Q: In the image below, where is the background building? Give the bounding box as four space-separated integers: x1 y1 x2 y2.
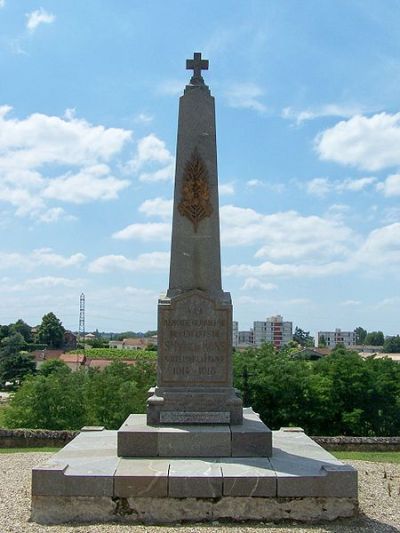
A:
232 321 239 347
318 329 356 348
253 315 293 348
238 330 254 348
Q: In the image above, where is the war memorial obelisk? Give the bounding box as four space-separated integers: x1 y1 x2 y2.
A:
31 53 358 525
146 52 243 426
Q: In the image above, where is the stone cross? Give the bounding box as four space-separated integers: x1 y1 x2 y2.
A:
186 52 209 85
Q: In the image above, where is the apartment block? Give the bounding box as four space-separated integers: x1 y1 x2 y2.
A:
317 329 356 348
253 315 293 348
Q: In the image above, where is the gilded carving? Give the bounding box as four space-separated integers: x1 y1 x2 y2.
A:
178 148 213 231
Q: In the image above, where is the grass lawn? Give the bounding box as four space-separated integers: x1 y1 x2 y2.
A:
0 447 61 454
333 451 400 463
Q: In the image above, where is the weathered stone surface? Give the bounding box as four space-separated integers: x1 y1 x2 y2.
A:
271 429 358 498
32 431 118 497
117 412 270 458
118 414 159 457
158 425 230 457
168 459 222 498
220 458 276 496
31 429 358 523
32 495 358 524
114 458 169 497
231 408 272 457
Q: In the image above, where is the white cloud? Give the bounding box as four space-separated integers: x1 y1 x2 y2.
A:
246 179 285 193
0 1 5 8
0 107 130 167
138 197 172 219
306 178 331 197
26 8 55 31
38 207 75 223
338 177 376 191
246 179 263 188
241 278 278 291
124 286 154 296
219 182 235 196
88 252 169 273
221 206 354 258
0 249 85 270
134 113 154 124
306 176 376 197
225 260 352 279
341 300 361 306
356 223 400 266
157 79 185 96
139 162 174 182
43 164 130 203
282 104 363 125
377 174 400 197
126 133 174 182
224 83 266 113
25 277 82 289
316 112 400 171
112 222 171 241
220 205 359 281
0 106 132 218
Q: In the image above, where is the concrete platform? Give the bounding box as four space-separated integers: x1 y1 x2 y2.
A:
118 408 272 458
31 427 358 524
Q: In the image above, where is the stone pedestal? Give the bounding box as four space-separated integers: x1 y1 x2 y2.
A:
147 290 243 425
118 409 272 458
31 427 358 524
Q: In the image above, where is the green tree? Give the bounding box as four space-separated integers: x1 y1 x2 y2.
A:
383 335 400 353
37 312 65 348
293 327 314 347
11 319 32 343
0 352 36 386
0 325 11 342
4 371 87 430
4 359 157 430
354 326 367 345
365 331 385 346
39 359 71 377
0 332 25 358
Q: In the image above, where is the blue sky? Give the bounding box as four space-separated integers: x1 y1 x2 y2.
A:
1 1 400 336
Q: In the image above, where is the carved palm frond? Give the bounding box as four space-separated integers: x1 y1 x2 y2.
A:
178 148 213 232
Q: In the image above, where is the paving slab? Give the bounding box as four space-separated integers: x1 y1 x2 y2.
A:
168 459 222 497
32 430 118 497
220 457 276 496
271 429 358 498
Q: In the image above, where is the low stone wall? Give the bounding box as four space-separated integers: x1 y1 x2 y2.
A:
0 428 78 448
313 436 400 452
0 428 400 451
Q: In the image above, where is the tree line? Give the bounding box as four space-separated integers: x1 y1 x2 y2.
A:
2 343 400 436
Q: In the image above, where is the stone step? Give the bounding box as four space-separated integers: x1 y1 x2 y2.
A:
117 409 272 458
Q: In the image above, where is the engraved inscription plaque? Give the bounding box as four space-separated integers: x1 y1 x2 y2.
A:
158 291 232 387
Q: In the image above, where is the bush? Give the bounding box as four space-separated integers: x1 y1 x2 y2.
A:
4 360 156 430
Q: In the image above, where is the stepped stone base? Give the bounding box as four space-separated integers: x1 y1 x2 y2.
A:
31 426 358 524
118 408 272 457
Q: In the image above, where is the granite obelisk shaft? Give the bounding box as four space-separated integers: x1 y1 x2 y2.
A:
168 81 222 297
